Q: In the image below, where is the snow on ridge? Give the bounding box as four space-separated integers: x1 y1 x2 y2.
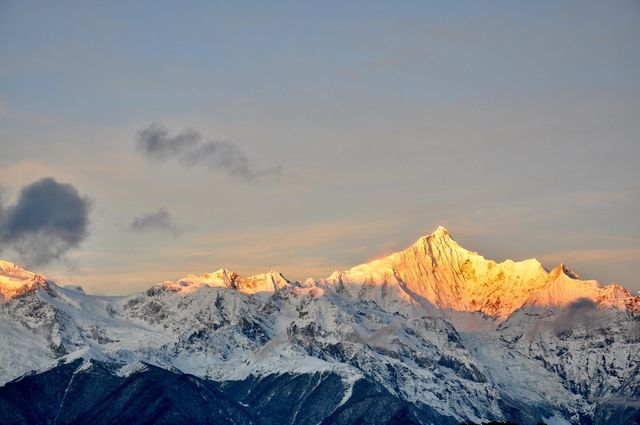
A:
2 225 638 316
321 226 638 318
0 260 49 302
155 268 292 295
0 226 639 423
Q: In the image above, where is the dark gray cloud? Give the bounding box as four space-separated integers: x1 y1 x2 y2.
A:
0 178 91 267
130 208 181 236
137 123 282 182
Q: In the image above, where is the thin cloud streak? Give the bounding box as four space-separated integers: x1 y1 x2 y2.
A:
130 208 182 236
137 123 282 182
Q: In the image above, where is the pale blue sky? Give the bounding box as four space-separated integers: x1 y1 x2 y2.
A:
1 1 639 294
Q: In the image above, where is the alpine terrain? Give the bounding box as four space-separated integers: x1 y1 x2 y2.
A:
0 227 638 425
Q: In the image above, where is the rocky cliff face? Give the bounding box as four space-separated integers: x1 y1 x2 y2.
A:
0 227 638 424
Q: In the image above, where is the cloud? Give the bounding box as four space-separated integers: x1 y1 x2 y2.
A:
130 208 181 236
0 178 91 266
136 123 282 182
554 298 599 329
524 298 600 339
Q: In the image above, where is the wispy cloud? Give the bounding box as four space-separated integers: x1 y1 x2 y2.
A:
130 208 182 236
0 178 91 266
136 123 282 182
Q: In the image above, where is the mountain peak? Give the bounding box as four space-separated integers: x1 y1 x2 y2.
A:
411 226 456 250
158 268 290 295
409 226 471 261
550 263 581 280
0 260 48 301
432 225 450 237
326 226 637 319
426 225 454 244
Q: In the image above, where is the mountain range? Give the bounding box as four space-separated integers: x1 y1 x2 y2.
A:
0 226 638 425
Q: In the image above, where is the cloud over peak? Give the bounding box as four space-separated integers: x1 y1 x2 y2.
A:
137 123 282 182
0 178 91 266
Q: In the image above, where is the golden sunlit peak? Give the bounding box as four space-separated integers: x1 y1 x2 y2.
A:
427 226 455 243
432 225 451 236
551 263 580 280
412 226 456 250
0 261 48 301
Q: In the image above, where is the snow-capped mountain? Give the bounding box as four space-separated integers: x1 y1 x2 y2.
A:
323 227 636 319
0 227 638 425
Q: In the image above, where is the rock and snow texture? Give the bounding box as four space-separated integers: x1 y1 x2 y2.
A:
0 260 48 301
0 226 638 424
323 226 636 319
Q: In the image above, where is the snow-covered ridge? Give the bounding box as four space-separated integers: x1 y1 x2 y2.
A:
140 226 639 317
2 226 636 316
0 259 48 302
322 226 637 318
0 226 638 424
155 269 291 295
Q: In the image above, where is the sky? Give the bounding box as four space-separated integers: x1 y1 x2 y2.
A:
1 1 639 295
